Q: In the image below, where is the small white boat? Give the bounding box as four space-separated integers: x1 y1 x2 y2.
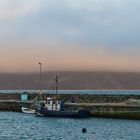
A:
21 107 36 114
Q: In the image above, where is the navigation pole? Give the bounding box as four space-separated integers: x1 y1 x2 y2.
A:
39 62 42 94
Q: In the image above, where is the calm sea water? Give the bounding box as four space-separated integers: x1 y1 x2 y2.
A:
0 112 140 140
0 90 140 94
0 90 140 139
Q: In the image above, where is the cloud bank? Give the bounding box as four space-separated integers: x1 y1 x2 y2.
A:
0 0 140 72
0 0 43 21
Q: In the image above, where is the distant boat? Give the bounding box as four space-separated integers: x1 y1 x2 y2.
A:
21 107 36 114
36 97 90 118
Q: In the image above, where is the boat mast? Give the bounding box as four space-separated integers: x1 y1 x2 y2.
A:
55 74 58 94
39 62 42 93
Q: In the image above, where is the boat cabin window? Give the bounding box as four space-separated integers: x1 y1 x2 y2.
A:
47 100 50 104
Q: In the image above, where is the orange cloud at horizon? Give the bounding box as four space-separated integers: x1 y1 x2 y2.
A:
0 40 139 73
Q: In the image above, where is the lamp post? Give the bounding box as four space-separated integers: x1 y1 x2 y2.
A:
39 62 42 93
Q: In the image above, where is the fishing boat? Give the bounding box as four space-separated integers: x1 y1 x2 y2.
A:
37 97 90 118
35 62 90 118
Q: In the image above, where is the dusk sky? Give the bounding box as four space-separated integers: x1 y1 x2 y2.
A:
0 0 140 72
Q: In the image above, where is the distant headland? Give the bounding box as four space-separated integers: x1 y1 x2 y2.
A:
0 71 140 90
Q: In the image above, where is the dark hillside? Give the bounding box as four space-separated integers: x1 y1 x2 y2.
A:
0 71 140 90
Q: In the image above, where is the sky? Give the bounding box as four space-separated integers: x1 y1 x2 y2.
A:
0 0 140 72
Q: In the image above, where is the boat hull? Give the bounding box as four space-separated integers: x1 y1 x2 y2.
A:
21 107 36 114
38 109 90 118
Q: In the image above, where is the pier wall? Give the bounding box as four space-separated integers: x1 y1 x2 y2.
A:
1 93 140 103
0 93 140 119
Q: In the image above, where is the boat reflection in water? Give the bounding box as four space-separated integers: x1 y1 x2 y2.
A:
37 97 90 118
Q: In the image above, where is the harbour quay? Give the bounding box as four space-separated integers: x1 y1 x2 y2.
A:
0 93 140 119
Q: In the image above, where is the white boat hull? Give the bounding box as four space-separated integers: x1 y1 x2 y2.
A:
21 107 36 114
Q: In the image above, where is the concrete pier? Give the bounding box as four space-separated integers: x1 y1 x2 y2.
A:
0 93 140 119
0 100 33 112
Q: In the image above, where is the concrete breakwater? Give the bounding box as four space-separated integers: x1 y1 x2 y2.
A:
0 93 140 119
